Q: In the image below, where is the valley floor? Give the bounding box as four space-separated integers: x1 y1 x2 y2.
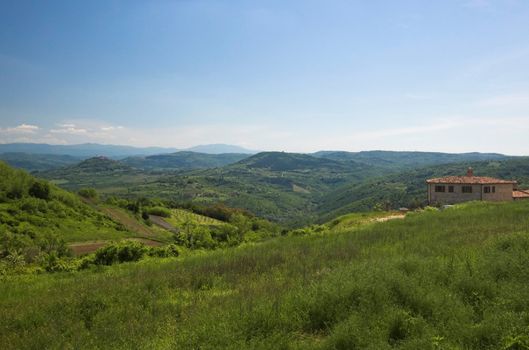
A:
2 201 529 349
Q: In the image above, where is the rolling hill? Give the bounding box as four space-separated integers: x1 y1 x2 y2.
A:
121 151 250 170
37 151 382 225
313 150 509 170
34 151 529 226
35 156 149 192
0 152 82 171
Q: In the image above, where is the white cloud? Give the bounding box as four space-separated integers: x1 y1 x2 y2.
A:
100 126 124 131
50 123 88 134
4 123 40 134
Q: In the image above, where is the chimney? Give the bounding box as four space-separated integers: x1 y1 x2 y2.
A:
467 167 473 177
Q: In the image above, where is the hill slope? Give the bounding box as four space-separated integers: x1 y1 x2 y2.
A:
0 152 82 171
0 161 135 256
37 152 381 225
3 201 529 348
313 150 508 170
122 151 250 170
36 156 146 191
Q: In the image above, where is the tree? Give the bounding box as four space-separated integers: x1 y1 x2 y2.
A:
28 180 50 200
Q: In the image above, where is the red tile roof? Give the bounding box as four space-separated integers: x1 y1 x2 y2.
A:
513 190 529 199
426 176 517 184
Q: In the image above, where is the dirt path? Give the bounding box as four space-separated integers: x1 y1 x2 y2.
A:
373 214 406 223
100 206 155 236
149 215 179 233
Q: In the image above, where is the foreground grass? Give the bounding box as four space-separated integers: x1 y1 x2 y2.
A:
2 201 529 349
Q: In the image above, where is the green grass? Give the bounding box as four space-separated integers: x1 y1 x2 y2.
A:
2 201 529 349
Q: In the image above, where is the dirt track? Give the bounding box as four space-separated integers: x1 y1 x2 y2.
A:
100 206 155 236
373 214 406 222
149 215 179 233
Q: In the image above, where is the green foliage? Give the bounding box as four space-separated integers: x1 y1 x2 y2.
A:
0 152 81 172
92 241 147 266
28 180 51 200
78 187 98 200
122 151 249 170
39 150 529 226
146 244 180 258
144 206 171 218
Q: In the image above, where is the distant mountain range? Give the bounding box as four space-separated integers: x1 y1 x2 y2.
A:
186 144 258 154
0 142 258 158
312 150 508 170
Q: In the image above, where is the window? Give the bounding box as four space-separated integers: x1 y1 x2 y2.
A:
484 186 490 193
462 186 473 193
435 185 445 193
492 186 496 193
448 186 454 193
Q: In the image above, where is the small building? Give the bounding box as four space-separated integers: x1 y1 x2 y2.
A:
426 167 518 205
513 189 529 201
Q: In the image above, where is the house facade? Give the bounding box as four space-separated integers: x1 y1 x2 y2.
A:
426 168 518 205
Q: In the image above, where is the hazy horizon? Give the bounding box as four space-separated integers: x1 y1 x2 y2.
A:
2 1 529 154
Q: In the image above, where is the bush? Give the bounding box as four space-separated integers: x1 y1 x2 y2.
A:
147 244 180 258
92 241 147 266
144 206 171 218
28 181 50 200
78 188 98 200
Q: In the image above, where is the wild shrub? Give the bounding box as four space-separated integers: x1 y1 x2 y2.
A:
92 241 147 266
147 244 180 258
78 188 98 200
28 180 50 200
175 226 217 249
144 206 171 218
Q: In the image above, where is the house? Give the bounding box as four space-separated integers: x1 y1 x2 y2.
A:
426 167 520 205
513 189 529 201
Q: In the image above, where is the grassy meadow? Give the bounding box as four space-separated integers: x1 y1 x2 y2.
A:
2 201 529 349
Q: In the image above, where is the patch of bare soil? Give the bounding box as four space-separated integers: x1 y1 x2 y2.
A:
69 241 108 256
101 206 155 236
68 238 164 256
149 215 179 233
373 214 406 222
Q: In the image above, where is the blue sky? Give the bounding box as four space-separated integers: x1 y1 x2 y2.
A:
1 0 529 153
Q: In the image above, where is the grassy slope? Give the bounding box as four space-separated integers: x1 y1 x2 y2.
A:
2 201 529 349
0 161 135 243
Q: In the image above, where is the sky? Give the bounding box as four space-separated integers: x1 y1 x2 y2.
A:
1 0 529 154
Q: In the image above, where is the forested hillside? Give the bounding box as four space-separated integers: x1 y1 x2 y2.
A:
121 151 250 170
35 152 529 226
0 152 82 171
313 150 508 170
